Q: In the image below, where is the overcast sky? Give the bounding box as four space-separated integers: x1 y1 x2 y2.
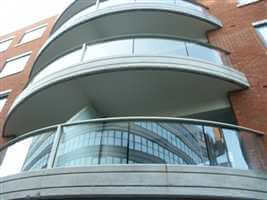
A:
0 0 74 36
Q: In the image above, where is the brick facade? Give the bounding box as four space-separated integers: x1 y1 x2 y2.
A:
0 2 266 167
0 16 57 145
199 0 267 168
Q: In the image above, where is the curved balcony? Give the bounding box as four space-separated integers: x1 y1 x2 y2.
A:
0 117 266 200
31 0 222 79
51 0 221 35
3 36 249 136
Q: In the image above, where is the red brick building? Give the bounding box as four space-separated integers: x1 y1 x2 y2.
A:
0 16 57 145
0 1 266 199
199 0 267 168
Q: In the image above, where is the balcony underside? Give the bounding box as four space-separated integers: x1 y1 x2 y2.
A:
1 165 267 200
31 3 222 79
4 56 248 137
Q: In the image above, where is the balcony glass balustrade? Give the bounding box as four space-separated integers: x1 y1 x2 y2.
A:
0 117 265 178
31 36 231 84
58 0 210 32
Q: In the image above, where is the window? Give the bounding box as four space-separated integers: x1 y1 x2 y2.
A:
0 38 13 52
19 26 47 44
255 23 267 47
0 53 31 78
0 90 10 112
237 0 261 7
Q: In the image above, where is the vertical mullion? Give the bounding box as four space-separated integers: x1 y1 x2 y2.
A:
184 42 190 57
202 125 213 166
47 125 62 169
98 122 105 164
80 43 87 62
126 122 130 164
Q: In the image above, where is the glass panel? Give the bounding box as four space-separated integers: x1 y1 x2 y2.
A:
204 126 231 167
1 119 264 178
32 48 82 83
0 96 8 112
0 38 12 52
62 1 97 30
20 26 46 44
0 54 31 78
135 38 187 57
99 0 134 9
54 123 103 167
0 130 55 177
258 25 267 37
222 129 248 170
129 121 206 165
238 131 265 170
176 0 202 11
100 122 128 164
135 0 175 4
84 39 132 61
186 42 223 65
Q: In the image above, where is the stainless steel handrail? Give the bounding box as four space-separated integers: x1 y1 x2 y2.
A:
0 116 264 152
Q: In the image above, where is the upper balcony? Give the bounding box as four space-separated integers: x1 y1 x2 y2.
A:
31 0 222 80
51 0 222 35
2 36 249 137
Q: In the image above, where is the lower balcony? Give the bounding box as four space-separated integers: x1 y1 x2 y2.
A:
0 117 266 200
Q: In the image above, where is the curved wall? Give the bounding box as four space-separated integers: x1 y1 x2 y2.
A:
1 165 267 200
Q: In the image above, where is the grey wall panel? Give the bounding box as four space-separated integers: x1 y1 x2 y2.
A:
1 165 267 200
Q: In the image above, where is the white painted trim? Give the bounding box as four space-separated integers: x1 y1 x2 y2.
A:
5 52 32 63
237 0 262 7
252 19 267 27
0 89 12 97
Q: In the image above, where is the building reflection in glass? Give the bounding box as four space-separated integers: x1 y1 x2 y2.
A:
0 120 251 178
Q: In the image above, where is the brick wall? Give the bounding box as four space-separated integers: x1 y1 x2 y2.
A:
199 0 267 168
0 16 57 146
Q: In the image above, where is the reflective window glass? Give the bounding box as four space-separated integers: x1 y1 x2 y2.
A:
0 54 31 78
186 43 223 65
176 0 202 11
33 48 82 83
0 94 8 112
0 38 13 52
255 24 267 46
135 38 187 57
84 39 132 61
99 0 134 9
222 129 248 169
204 126 231 167
135 0 175 3
20 26 46 44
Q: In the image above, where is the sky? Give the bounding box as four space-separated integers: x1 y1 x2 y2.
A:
0 0 74 36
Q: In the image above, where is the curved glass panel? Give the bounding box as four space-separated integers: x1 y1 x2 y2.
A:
0 119 265 179
60 0 208 32
31 37 229 85
0 129 56 177
134 38 187 57
84 39 132 61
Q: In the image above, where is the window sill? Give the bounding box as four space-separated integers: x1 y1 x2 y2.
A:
237 0 262 7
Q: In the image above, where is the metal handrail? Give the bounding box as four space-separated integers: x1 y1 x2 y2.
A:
0 116 264 152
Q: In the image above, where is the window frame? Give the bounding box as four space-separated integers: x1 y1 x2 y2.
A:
0 37 14 52
18 24 48 45
237 0 262 7
253 20 267 47
0 90 11 112
0 52 32 78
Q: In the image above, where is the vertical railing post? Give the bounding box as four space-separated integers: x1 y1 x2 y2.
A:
96 0 100 9
47 125 62 169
